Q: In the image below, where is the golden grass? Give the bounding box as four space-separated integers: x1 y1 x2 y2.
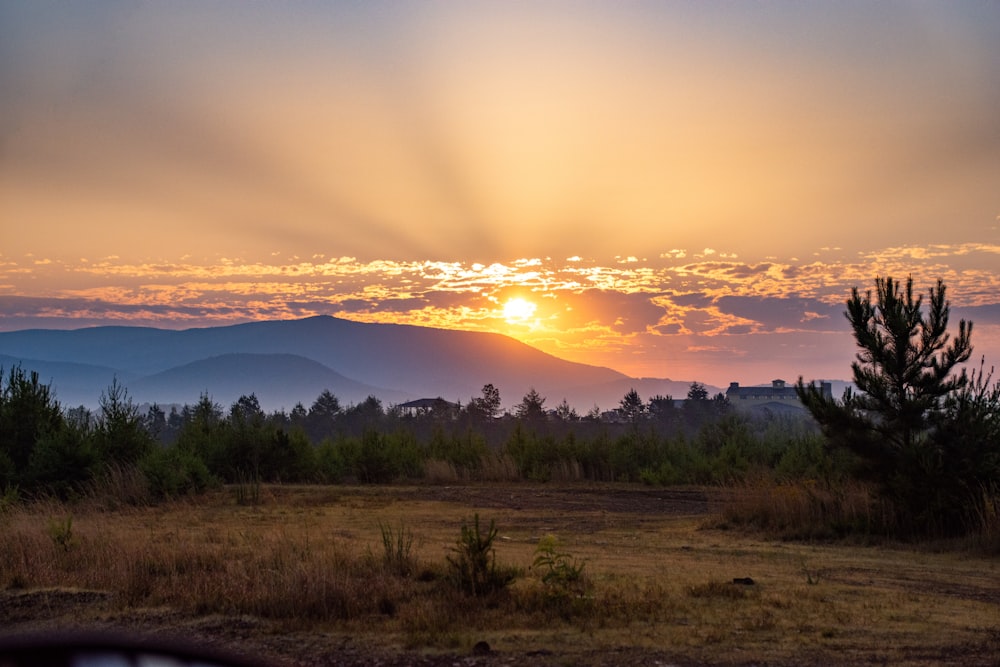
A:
2 484 999 665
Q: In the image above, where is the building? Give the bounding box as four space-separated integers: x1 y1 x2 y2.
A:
397 397 460 417
725 379 831 413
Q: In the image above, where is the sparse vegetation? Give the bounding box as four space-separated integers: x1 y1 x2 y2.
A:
1 485 998 665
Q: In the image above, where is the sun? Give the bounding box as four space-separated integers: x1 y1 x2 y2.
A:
502 297 537 323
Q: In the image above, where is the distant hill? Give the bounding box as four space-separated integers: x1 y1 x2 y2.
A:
0 354 132 408
128 353 409 410
0 316 673 411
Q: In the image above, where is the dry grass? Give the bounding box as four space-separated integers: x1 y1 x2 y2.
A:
715 478 897 540
2 484 999 665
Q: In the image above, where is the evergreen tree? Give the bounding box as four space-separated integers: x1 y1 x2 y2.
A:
797 276 978 534
470 383 502 420
515 388 546 422
0 366 64 478
619 388 645 422
94 377 152 466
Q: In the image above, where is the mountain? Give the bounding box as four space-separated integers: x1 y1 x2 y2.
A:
0 316 656 411
128 353 409 410
0 354 132 408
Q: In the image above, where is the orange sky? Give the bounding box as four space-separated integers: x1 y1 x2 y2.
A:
2 3 999 386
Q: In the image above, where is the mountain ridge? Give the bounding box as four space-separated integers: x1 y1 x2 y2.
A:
1 316 705 411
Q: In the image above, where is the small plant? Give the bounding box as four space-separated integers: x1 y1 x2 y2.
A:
378 520 416 576
234 468 262 505
532 534 588 595
447 513 516 596
47 514 76 552
801 558 820 585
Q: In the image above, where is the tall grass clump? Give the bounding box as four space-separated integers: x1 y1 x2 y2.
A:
376 520 417 577
233 468 262 505
717 478 893 540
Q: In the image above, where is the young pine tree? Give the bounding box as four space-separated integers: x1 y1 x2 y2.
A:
797 276 977 535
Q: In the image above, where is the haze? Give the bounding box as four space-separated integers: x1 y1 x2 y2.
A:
2 2 998 386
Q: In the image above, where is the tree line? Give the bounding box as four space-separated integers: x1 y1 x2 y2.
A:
0 364 824 500
1 276 997 539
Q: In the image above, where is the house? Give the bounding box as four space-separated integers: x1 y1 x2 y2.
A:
397 397 460 417
725 379 832 413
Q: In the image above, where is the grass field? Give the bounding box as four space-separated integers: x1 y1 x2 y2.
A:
1 483 998 666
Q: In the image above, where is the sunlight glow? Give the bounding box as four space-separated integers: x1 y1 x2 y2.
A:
502 297 537 323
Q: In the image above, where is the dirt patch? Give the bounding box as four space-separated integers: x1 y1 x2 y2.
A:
395 484 714 515
818 566 1000 606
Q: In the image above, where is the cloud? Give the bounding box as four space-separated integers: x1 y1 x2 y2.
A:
713 296 844 333
2 247 999 383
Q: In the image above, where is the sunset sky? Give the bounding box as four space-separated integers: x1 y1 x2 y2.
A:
2 2 998 387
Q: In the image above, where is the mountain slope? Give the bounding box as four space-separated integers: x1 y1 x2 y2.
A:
0 354 130 408
128 353 408 410
0 317 634 410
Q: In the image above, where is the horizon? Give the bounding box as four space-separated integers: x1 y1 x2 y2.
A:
2 3 998 388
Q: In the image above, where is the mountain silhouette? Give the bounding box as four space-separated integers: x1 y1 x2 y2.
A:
128 353 406 410
0 316 705 411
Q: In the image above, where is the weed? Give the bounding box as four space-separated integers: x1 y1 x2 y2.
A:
532 534 588 595
47 514 75 552
447 513 516 596
377 520 416 576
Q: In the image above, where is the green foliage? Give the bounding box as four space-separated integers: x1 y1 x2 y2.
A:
315 437 351 483
504 424 566 481
139 446 215 500
532 535 588 595
0 366 64 477
425 427 487 470
447 514 516 597
348 429 423 483
94 377 153 466
26 426 98 498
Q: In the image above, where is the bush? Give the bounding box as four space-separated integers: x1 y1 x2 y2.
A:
447 514 516 597
140 446 215 500
532 534 589 597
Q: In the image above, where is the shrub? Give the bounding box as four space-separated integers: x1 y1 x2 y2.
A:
532 534 589 597
139 446 214 500
447 514 516 597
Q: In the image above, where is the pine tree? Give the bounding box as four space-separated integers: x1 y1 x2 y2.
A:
797 276 978 534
